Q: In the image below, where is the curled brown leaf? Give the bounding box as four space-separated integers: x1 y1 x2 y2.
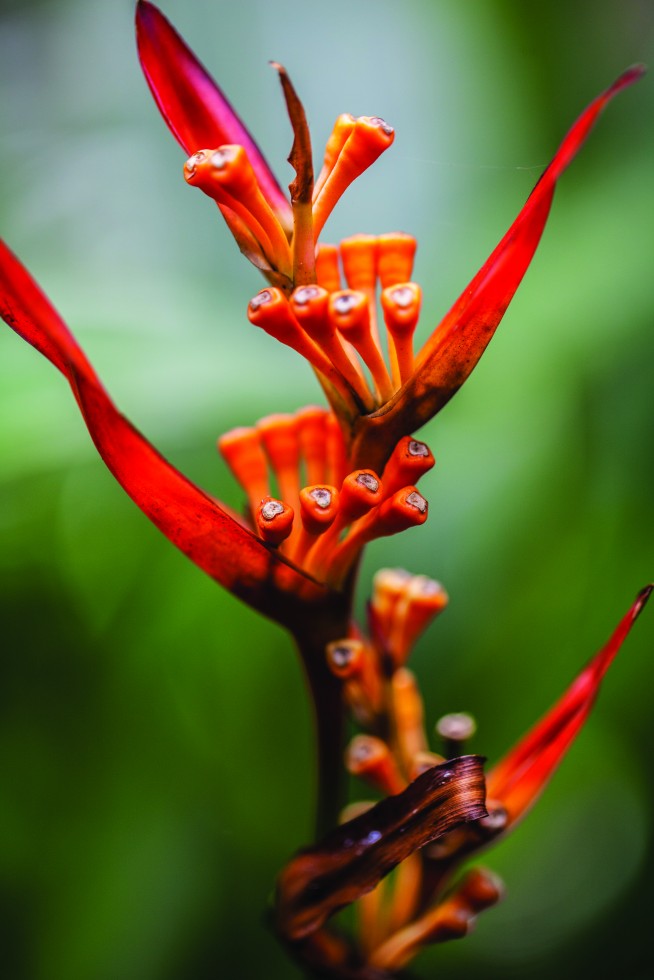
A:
276 755 487 942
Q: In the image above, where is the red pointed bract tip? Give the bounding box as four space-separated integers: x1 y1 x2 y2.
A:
543 64 646 184
397 65 646 435
135 1 292 230
487 585 653 827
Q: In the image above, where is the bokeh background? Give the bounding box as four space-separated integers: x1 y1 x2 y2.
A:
1 1 653 978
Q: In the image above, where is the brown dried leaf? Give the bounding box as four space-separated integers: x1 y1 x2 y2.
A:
276 755 487 941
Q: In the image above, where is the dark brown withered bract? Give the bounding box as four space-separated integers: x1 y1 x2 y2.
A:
276 755 487 942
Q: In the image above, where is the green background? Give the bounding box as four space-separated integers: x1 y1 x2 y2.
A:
1 1 653 977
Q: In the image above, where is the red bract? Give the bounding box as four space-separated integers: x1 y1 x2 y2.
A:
0 241 315 622
134 0 644 471
349 64 646 469
486 584 654 827
314 584 652 974
135 0 292 231
388 66 645 427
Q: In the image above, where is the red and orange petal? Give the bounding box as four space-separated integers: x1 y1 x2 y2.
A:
487 585 652 826
135 0 292 231
0 242 313 611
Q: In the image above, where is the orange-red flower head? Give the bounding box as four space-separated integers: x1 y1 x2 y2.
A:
135 0 644 471
0 5 650 977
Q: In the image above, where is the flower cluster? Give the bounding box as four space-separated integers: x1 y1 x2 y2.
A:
0 3 649 977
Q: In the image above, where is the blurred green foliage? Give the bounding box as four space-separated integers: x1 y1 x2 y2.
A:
1 1 653 978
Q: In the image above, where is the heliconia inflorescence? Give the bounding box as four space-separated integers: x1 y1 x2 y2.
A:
0 2 649 977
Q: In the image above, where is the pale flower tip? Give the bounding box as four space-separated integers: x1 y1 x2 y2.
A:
436 712 477 744
325 639 364 678
361 115 395 140
257 496 294 546
477 805 509 835
299 485 339 534
183 149 207 180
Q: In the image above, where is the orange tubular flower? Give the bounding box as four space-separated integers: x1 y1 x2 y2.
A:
0 3 650 978
136 0 644 471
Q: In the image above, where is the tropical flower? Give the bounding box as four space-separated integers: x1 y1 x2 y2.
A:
1 3 642 617
135 0 645 472
273 575 651 976
0 2 649 977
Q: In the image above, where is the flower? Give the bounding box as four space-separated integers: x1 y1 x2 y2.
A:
275 581 651 975
0 3 649 977
2 4 642 613
135 0 644 473
1 2 642 617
